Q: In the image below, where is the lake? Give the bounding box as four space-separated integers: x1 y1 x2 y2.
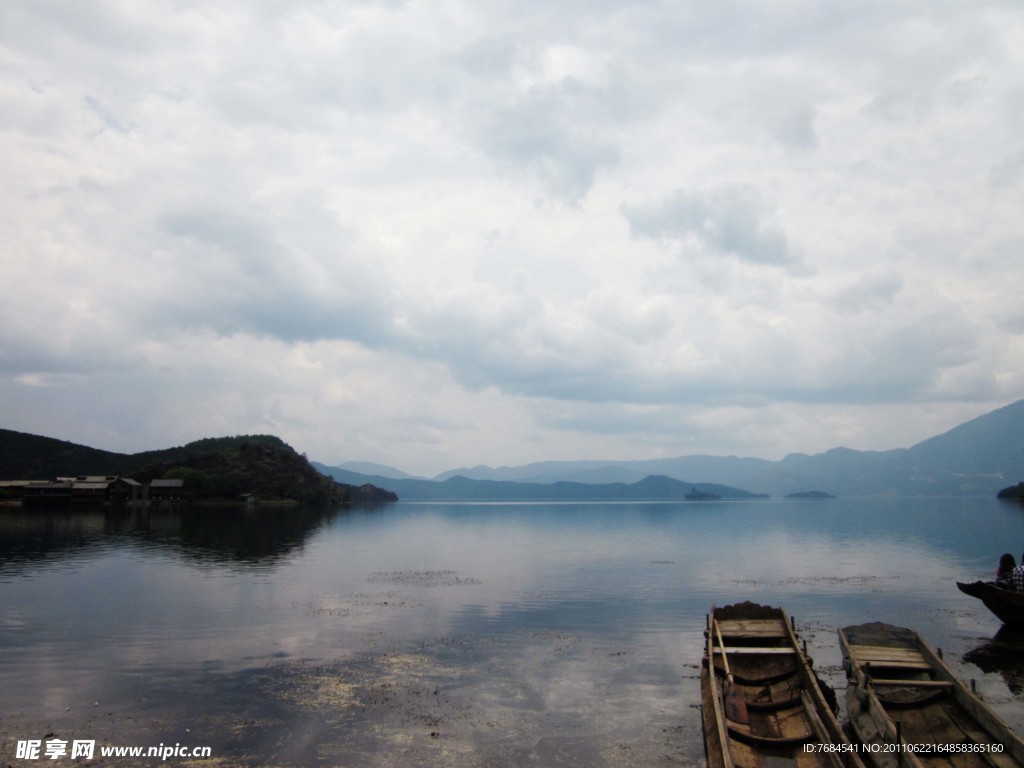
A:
2 497 1024 766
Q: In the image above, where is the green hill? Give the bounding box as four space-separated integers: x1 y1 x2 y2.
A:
0 429 130 478
0 429 396 505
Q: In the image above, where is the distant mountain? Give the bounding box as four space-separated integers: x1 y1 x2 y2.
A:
326 399 1024 498
433 456 776 487
763 399 1024 496
9 398 1023 502
433 461 654 484
0 430 396 505
336 461 425 480
313 462 764 501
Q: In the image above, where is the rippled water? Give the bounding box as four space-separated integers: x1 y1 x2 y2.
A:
2 497 1023 765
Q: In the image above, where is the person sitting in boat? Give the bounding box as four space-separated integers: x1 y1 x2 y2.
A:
996 553 1017 590
1011 553 1024 592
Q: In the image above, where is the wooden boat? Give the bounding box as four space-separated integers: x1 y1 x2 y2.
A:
958 580 1024 628
701 602 864 768
839 621 1024 768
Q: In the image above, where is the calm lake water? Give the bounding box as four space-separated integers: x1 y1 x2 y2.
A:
2 497 1024 766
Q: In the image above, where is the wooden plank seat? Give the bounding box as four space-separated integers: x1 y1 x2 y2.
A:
848 644 931 670
866 678 953 689
712 646 798 655
715 619 790 640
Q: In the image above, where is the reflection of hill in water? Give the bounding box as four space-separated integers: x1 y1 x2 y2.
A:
964 626 1024 697
0 505 344 574
0 508 113 574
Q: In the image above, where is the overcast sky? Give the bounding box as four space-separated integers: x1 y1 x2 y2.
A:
2 1 1023 476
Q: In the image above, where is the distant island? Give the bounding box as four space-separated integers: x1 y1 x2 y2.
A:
785 491 836 499
997 482 1024 500
0 431 397 506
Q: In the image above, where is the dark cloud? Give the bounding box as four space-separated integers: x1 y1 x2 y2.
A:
153 203 397 346
623 185 795 267
832 273 904 314
476 81 620 203
0 1 160 54
990 149 1024 189
775 105 818 152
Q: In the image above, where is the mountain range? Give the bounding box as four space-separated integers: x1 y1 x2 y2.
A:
3 399 1023 501
316 399 1024 499
309 468 765 502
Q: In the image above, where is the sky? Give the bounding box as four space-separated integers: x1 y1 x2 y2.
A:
2 1 1023 477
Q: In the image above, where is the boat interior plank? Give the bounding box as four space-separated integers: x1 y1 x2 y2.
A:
866 678 952 689
717 619 790 639
848 645 932 670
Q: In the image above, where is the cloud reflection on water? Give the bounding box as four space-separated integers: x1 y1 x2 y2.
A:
3 498 1024 764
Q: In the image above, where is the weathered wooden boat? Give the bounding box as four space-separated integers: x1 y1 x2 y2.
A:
958 580 1024 628
701 602 864 768
839 621 1024 768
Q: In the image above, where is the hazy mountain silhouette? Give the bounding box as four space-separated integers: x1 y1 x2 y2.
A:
6 399 1023 501
320 399 1024 498
311 465 763 501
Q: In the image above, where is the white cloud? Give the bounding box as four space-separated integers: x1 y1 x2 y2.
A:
2 0 1023 475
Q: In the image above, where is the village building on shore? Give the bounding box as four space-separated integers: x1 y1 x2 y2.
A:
0 476 184 505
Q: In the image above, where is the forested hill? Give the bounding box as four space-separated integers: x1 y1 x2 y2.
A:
0 428 131 478
0 430 396 505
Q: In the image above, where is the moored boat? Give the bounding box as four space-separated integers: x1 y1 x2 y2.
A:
701 602 864 768
839 621 1024 768
958 580 1024 628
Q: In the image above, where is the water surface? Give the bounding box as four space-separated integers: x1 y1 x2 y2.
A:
2 497 1023 765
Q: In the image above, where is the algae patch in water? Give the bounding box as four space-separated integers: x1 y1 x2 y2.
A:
265 669 360 712
366 570 483 587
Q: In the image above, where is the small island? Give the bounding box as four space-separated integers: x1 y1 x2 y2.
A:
785 491 836 499
997 482 1024 500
